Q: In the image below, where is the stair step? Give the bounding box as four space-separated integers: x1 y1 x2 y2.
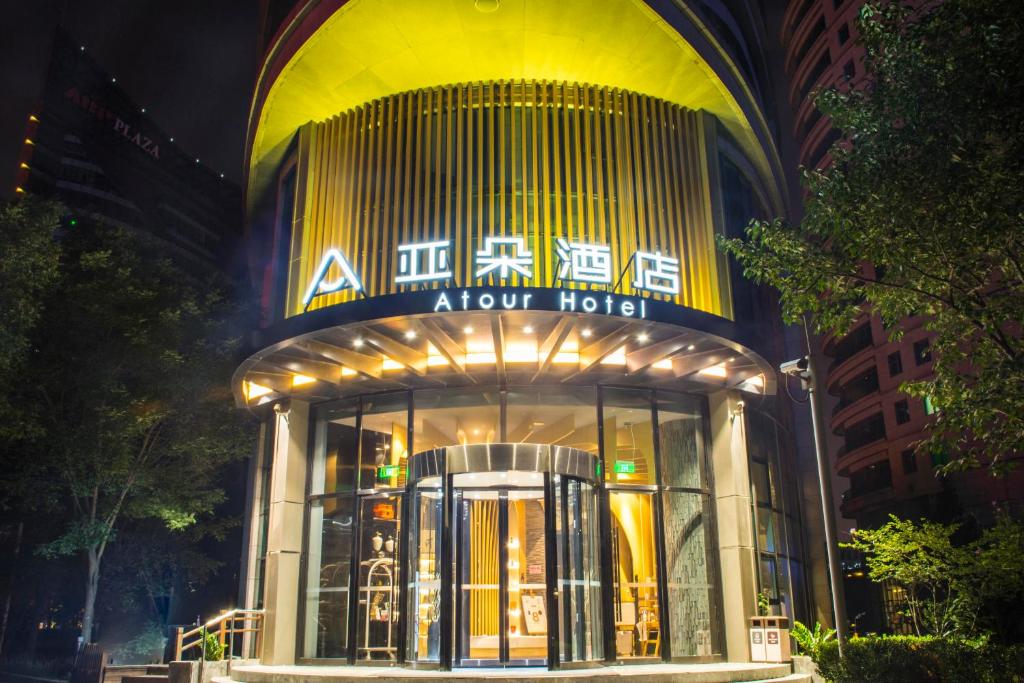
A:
751 675 813 683
121 676 169 683
145 667 170 676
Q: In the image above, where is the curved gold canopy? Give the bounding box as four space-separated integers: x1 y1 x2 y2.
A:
248 0 783 214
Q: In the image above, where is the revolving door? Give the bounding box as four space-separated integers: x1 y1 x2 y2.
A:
405 444 603 668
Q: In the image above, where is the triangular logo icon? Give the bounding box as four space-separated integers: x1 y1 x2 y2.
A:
303 248 363 307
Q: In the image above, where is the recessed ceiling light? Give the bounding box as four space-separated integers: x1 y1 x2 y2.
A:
523 325 534 334
637 333 649 343
581 328 593 338
353 338 364 348
463 326 474 334
404 330 417 340
687 344 696 351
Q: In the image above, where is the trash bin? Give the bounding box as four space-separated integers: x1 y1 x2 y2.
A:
748 617 767 662
749 616 790 663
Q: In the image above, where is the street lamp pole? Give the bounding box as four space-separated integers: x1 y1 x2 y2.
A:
781 353 850 654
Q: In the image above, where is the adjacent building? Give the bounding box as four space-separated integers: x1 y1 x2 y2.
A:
13 29 242 277
781 0 1024 632
233 0 832 671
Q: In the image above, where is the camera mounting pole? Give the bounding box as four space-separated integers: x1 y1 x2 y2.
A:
781 354 850 654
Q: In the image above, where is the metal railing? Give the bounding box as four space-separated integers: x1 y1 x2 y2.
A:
174 609 264 664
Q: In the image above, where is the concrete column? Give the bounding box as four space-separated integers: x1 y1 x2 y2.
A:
260 400 310 665
708 390 757 662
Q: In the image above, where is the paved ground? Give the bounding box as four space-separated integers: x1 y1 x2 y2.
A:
219 662 799 683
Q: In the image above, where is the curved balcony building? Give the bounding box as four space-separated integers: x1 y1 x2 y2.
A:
234 0 825 672
783 0 1024 538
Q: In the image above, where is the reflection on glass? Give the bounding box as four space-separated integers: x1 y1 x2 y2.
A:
407 479 443 662
507 489 547 663
657 394 706 489
356 494 402 661
303 496 354 658
603 388 656 485
311 400 358 496
457 491 501 663
361 393 409 489
609 491 660 658
414 389 500 452
556 477 603 662
506 387 598 451
662 491 719 656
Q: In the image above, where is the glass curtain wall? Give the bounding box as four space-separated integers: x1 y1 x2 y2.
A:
303 400 358 658
745 408 809 623
301 385 723 664
603 388 662 659
656 394 721 657
354 394 408 661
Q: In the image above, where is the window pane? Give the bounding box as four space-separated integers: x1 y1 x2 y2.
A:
356 494 402 661
557 478 603 662
656 393 707 489
751 462 771 506
413 388 500 452
311 400 358 495
609 491 660 658
303 496 354 658
757 508 777 553
602 388 655 485
506 386 598 450
759 554 778 612
663 491 720 656
407 480 443 662
361 392 410 488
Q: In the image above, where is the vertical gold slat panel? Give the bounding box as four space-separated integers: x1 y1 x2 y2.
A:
667 105 690 306
288 80 730 319
454 86 465 286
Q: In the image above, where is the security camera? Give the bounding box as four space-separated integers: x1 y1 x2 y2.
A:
779 357 809 377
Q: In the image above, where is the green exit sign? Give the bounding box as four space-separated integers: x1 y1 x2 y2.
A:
377 465 400 479
614 461 635 474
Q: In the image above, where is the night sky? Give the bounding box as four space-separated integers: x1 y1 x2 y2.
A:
0 0 258 191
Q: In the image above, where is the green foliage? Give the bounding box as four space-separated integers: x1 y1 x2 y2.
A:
814 635 1024 683
757 589 771 616
111 621 167 664
717 0 1024 475
0 197 63 476
200 628 224 662
843 515 1024 638
0 219 254 642
792 620 835 659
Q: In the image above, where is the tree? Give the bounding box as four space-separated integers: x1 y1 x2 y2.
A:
18 222 252 646
718 0 1024 474
0 197 63 442
844 514 1024 638
0 196 63 653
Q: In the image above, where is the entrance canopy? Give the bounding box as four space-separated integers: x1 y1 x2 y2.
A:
234 308 774 407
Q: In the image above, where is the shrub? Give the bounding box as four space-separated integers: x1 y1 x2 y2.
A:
814 635 1024 683
792 620 836 660
200 628 224 661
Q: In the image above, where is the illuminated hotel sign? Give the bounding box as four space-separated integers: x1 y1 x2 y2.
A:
303 237 681 317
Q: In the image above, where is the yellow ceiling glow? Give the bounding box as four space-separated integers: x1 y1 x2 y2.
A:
248 0 782 214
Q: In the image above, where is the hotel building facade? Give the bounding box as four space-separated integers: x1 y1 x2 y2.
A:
234 0 828 669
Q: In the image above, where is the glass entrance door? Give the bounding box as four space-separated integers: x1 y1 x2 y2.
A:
454 475 549 666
